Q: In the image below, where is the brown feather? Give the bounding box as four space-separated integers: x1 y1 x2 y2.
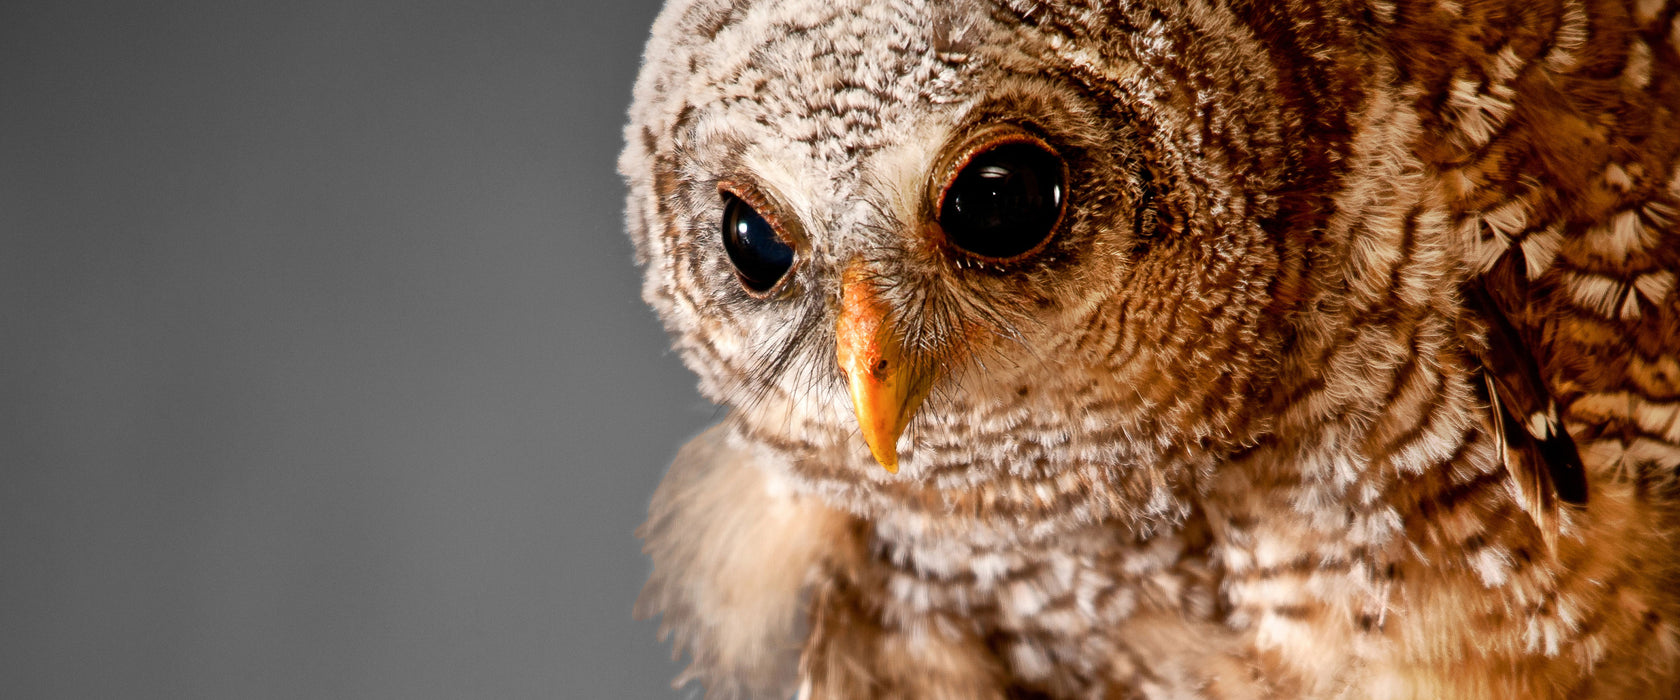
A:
1460 277 1588 555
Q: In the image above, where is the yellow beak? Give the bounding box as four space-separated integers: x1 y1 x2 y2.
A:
835 262 934 474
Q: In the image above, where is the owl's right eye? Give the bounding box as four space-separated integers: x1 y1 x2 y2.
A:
721 193 795 294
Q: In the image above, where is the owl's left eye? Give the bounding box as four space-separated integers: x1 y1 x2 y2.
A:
720 193 795 294
936 138 1066 261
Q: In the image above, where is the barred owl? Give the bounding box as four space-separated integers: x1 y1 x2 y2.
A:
620 0 1680 697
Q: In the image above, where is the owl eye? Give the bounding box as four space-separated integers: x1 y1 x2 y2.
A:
720 193 795 294
937 141 1066 260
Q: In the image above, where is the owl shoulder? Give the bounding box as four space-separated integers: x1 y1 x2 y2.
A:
636 422 855 699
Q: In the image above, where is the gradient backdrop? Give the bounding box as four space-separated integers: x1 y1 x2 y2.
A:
0 2 719 698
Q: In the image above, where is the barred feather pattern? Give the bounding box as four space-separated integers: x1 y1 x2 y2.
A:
623 0 1680 697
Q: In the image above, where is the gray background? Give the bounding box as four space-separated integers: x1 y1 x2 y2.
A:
0 2 718 698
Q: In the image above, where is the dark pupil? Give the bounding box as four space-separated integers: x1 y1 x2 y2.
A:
939 143 1065 259
721 194 794 293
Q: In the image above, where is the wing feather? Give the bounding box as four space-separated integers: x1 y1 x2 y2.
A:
1460 278 1588 556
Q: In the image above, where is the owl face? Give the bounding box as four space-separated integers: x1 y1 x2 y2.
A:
624 0 1304 531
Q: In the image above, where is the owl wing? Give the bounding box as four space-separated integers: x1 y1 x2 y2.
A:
1411 5 1680 552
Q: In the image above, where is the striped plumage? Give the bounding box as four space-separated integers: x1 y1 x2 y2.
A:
621 0 1680 697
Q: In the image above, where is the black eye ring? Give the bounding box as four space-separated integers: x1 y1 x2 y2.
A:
718 183 799 297
934 131 1068 263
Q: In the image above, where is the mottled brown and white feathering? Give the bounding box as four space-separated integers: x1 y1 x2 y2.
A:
622 0 1680 698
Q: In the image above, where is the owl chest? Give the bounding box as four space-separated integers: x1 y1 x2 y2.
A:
866 527 1215 696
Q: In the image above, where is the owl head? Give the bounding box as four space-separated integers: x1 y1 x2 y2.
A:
622 0 1356 535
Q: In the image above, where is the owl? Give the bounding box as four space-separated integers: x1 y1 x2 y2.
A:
620 0 1680 698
